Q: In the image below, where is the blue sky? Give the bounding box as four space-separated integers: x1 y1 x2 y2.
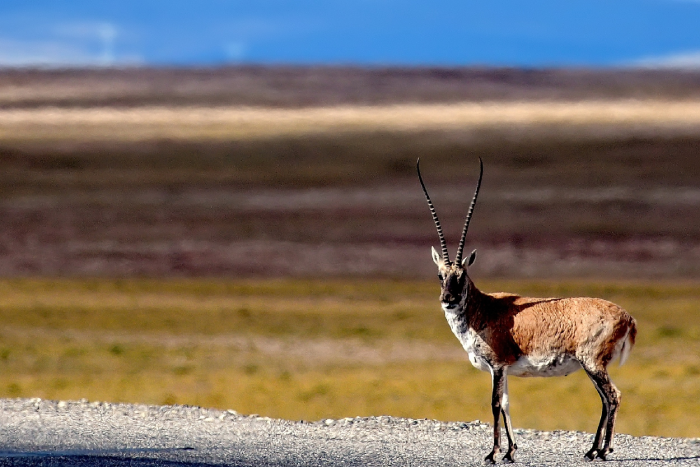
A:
1 1 700 68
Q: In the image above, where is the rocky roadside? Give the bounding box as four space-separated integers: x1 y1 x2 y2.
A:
0 398 698 466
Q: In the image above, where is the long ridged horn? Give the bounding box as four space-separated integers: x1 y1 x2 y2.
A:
417 158 450 265
455 157 483 266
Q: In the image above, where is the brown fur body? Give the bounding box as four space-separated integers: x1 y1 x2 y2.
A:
461 280 637 374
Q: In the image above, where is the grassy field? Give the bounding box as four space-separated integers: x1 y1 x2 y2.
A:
0 278 697 438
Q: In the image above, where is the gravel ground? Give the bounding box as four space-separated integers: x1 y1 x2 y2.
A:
0 399 698 467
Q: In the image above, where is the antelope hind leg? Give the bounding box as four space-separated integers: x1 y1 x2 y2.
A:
584 368 620 461
597 371 621 460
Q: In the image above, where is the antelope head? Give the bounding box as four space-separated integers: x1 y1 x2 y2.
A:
417 157 483 313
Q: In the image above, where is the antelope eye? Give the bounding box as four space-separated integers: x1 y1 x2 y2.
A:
437 273 443 281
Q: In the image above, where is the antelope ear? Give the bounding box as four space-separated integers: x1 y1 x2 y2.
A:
463 249 477 267
431 246 442 266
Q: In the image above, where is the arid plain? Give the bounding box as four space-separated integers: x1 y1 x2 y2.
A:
0 67 698 437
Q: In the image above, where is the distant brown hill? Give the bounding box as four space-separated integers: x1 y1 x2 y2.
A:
2 66 700 108
0 67 698 278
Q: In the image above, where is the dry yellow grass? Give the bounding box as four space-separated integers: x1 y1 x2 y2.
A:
0 278 697 438
2 100 700 141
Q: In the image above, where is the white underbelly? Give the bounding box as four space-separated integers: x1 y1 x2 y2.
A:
508 354 581 377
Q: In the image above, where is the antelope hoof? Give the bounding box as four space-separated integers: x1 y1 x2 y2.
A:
584 448 599 461
597 447 613 461
484 449 499 464
502 443 517 463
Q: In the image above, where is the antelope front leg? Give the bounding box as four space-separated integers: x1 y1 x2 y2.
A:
485 367 506 464
501 375 518 463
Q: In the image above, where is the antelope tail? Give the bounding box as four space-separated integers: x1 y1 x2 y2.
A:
619 321 637 366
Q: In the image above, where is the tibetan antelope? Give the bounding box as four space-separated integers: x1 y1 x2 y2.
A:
417 158 637 463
